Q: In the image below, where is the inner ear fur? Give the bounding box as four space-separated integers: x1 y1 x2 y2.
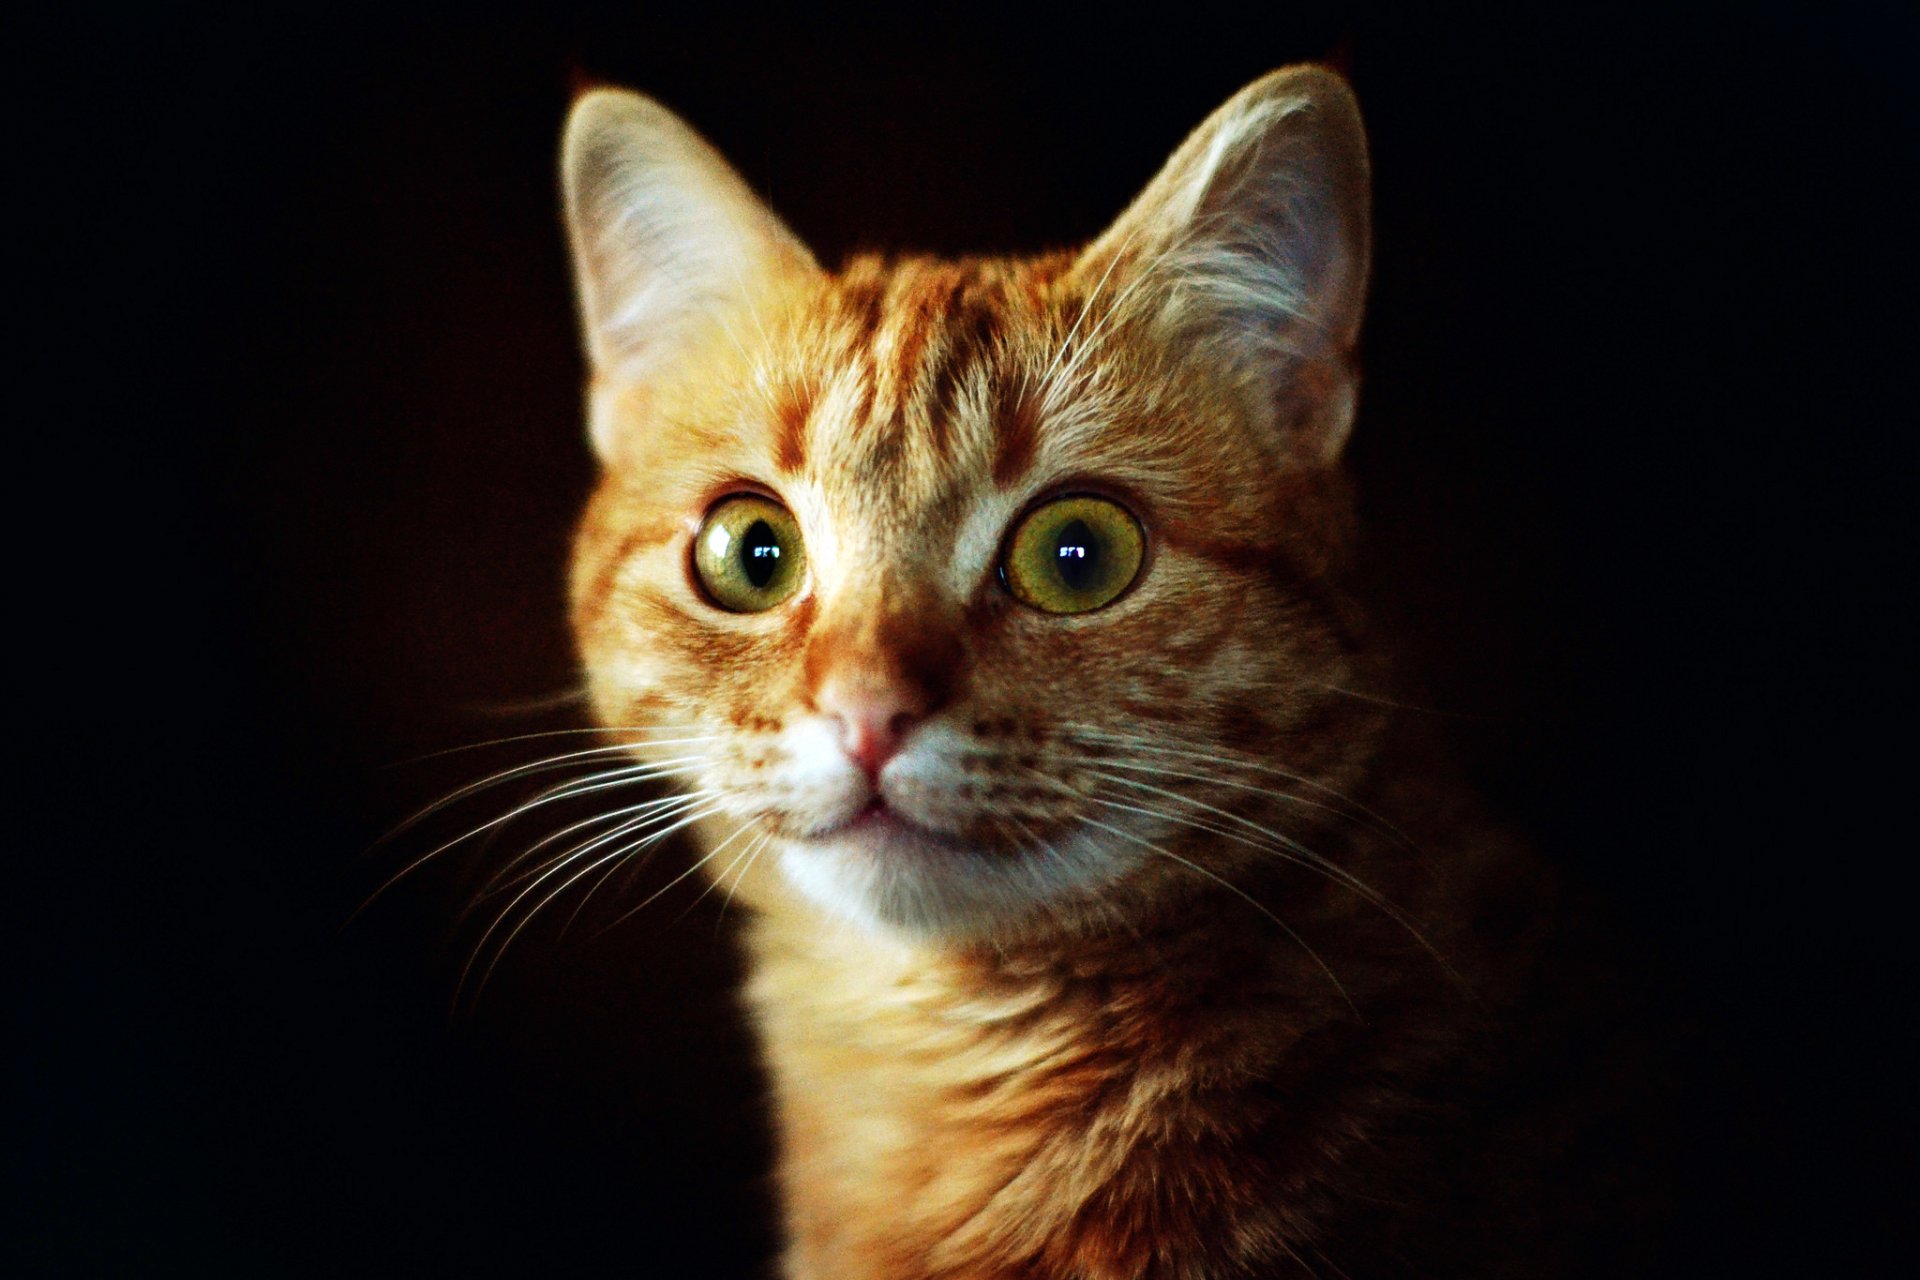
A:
1074 66 1372 464
561 88 822 457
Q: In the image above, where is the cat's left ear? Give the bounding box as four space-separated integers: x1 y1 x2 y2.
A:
1076 66 1370 464
562 88 822 456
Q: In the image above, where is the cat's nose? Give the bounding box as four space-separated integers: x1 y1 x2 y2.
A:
815 676 928 781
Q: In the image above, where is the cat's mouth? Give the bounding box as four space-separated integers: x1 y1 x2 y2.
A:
847 797 899 831
805 796 982 855
775 783 1128 938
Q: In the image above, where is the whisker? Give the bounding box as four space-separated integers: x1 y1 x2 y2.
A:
1077 768 1463 988
453 687 595 718
1083 788 1368 903
459 800 726 1009
383 736 715 837
601 819 770 937
476 788 708 897
1085 787 1460 988
426 755 706 856
398 724 711 765
1012 764 1353 1010
597 814 758 939
557 808 742 941
1006 813 1141 943
685 823 777 920
1061 725 1425 859
1038 216 1149 395
1299 680 1487 720
1043 259 1158 400
1068 809 1358 1018
1078 763 1412 902
353 759 707 924
712 827 777 932
1087 752 1426 864
1042 225 1195 409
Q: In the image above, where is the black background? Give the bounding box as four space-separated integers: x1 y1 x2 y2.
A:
23 4 1914 1276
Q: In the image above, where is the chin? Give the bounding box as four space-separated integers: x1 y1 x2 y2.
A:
774 810 1139 942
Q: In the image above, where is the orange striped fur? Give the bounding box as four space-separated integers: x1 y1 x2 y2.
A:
560 67 1649 1279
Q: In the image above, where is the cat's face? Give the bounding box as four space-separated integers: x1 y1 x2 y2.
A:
565 68 1375 941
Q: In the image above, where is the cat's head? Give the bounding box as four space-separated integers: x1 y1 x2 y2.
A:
562 67 1377 943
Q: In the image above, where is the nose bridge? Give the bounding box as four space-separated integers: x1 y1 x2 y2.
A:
804 573 963 713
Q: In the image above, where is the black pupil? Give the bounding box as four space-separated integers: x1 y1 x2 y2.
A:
1054 518 1101 591
742 519 782 589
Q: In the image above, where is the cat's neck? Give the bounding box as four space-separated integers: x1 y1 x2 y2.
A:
736 824 1506 1280
740 885 1320 1280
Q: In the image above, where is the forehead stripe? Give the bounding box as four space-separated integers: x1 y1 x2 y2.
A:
773 379 815 474
921 278 1002 465
912 269 982 463
881 271 957 427
989 377 1042 487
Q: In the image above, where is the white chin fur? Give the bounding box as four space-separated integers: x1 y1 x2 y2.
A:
774 820 1147 941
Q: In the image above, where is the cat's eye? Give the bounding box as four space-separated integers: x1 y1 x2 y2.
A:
1001 495 1145 614
693 494 807 612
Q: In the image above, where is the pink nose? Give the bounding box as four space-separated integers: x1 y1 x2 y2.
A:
815 677 929 780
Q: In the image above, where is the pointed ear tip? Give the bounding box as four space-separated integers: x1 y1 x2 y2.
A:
1242 64 1369 186
1242 64 1362 122
563 85 680 151
1250 63 1354 97
563 88 624 158
567 84 633 120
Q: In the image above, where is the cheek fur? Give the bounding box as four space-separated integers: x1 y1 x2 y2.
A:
735 717 868 834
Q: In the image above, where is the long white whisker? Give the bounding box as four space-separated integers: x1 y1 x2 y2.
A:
382 737 717 840
453 687 593 718
399 724 710 764
598 814 759 939
355 760 708 921
428 755 706 857
1080 766 1404 905
1068 810 1357 1017
460 800 726 1008
1078 768 1462 987
493 797 720 948
467 794 714 921
1085 789 1364 898
1041 227 1195 410
477 789 709 897
1038 217 1148 392
685 824 777 920
1042 258 1159 401
559 808 743 941
1006 813 1141 943
602 819 770 935
712 827 777 931
1063 725 1424 858
1089 753 1424 862
1299 680 1485 720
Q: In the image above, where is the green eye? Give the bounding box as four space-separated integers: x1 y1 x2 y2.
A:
1002 495 1145 614
693 494 807 612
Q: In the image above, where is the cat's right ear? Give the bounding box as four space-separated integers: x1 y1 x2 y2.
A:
1073 67 1371 466
562 89 820 458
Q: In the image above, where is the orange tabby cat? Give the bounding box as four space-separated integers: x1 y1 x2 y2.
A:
560 66 1655 1279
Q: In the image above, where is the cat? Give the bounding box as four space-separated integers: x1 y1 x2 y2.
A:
558 65 1663 1279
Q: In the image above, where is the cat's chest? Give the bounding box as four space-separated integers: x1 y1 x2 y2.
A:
741 915 1328 1280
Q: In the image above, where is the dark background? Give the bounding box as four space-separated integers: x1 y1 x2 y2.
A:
24 3 1914 1276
